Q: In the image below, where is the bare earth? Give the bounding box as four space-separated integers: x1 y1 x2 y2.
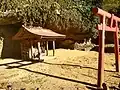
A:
0 49 120 90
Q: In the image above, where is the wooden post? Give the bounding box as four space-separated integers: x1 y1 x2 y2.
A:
30 41 34 59
38 42 41 60
114 20 120 72
46 41 48 56
20 42 23 59
97 15 105 89
22 41 25 60
53 40 55 56
92 7 120 88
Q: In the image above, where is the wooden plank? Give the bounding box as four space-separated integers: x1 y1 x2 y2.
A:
97 24 117 32
46 41 48 56
53 41 55 56
42 36 65 39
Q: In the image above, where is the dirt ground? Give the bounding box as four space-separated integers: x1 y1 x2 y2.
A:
0 49 119 90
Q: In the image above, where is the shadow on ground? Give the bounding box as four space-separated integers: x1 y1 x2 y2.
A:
19 67 97 88
112 75 120 78
0 59 98 89
0 59 39 69
42 62 116 73
0 59 115 72
91 46 115 53
0 59 118 89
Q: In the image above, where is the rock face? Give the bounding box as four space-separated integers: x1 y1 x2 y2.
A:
0 19 96 59
44 22 94 49
0 23 21 59
74 38 95 51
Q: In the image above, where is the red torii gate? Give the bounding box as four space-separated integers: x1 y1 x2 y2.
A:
92 7 120 89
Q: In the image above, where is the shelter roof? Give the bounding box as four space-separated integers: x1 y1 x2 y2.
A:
12 25 66 40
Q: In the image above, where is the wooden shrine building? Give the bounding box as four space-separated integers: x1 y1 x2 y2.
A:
12 25 66 61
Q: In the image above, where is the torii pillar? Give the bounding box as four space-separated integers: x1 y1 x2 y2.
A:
92 7 120 89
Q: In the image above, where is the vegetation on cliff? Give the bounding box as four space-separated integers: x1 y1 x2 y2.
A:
0 0 120 41
0 0 102 39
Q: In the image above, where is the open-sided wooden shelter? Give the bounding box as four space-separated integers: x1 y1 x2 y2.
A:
12 25 66 61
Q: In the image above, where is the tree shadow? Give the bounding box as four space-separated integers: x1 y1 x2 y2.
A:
112 75 120 78
18 67 97 88
0 59 40 69
0 59 98 89
81 73 97 80
86 86 98 90
0 59 118 89
0 59 116 72
42 62 116 73
91 46 115 53
105 47 115 53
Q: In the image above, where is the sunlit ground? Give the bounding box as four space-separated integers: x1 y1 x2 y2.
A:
0 49 119 90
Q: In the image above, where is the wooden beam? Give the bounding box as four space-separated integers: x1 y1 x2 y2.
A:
97 24 117 32
53 40 55 56
92 7 120 22
38 42 41 60
46 41 48 56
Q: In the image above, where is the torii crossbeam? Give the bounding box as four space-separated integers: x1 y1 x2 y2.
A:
92 7 120 89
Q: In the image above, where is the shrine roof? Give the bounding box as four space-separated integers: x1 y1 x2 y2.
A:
12 25 66 40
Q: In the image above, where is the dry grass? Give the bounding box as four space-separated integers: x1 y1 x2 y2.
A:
0 49 119 90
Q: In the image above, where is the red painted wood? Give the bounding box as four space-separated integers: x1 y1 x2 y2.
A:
97 24 117 32
92 7 120 89
92 8 111 18
92 7 120 22
110 14 114 28
114 21 120 72
97 15 105 89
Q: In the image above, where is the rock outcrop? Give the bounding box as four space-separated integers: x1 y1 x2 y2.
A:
0 23 21 59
